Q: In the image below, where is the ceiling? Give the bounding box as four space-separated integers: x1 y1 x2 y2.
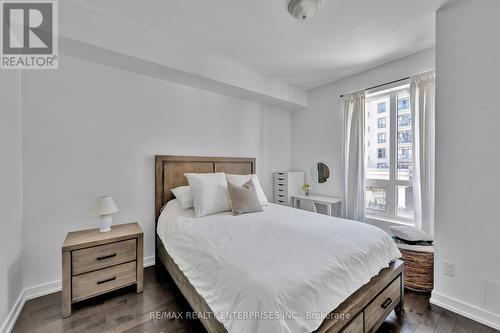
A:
67 0 446 90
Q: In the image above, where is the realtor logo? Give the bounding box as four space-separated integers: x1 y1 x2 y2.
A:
1 0 58 69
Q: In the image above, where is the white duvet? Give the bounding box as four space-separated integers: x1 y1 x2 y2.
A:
157 200 401 333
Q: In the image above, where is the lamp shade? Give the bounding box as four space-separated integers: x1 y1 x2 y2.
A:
96 196 119 216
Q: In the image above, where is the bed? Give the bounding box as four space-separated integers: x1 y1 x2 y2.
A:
155 155 404 333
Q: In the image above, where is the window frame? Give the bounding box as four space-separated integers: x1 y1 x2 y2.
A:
365 86 414 223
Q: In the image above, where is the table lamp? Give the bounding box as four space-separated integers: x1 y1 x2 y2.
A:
96 196 119 232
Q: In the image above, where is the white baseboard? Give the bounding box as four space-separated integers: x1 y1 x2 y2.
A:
24 280 62 302
143 255 155 268
0 289 25 333
0 255 156 333
431 291 500 330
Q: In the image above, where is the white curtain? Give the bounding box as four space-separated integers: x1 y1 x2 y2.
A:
410 71 435 235
342 91 366 221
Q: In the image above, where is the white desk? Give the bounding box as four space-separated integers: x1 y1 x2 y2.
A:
292 194 342 217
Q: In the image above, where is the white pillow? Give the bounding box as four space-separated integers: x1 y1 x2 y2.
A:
185 173 231 217
390 226 434 242
170 186 194 210
225 174 268 206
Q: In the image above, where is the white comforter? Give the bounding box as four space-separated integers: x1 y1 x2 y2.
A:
157 200 401 333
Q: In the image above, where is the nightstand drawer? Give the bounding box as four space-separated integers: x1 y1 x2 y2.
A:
72 239 136 275
72 261 136 302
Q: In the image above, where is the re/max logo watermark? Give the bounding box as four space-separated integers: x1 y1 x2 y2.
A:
1 0 58 69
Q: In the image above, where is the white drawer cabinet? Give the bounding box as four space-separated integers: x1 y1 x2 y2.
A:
273 171 304 206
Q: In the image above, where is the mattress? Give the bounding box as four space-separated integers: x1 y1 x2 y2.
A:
157 200 401 333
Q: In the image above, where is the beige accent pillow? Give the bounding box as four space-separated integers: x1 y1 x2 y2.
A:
225 174 268 206
227 179 263 215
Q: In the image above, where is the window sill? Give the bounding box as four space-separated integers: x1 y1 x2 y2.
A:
366 215 414 226
365 215 414 233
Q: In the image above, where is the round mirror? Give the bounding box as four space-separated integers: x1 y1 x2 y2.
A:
312 162 331 184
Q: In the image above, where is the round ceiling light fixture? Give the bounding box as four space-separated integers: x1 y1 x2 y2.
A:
288 0 321 21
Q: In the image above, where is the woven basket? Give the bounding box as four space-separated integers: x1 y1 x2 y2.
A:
398 245 434 292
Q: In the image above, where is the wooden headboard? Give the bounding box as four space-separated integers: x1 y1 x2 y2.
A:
154 155 256 222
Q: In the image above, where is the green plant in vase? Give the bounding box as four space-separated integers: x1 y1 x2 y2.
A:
302 184 311 196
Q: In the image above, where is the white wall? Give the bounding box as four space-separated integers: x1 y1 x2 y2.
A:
21 55 291 288
290 48 435 230
0 72 23 330
431 0 500 328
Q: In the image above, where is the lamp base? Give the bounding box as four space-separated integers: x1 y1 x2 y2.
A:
100 215 113 232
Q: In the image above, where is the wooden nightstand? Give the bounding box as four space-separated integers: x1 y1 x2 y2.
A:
61 222 143 318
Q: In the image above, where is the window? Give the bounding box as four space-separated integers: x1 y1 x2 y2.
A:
398 130 412 143
377 133 386 143
398 114 411 127
366 187 387 211
398 148 412 161
398 97 410 110
377 117 386 128
377 102 386 113
365 86 414 222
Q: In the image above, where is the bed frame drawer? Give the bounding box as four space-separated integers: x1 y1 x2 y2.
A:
337 313 363 333
72 239 136 275
364 276 401 333
72 261 136 302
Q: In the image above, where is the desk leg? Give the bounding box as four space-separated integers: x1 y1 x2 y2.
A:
327 203 332 216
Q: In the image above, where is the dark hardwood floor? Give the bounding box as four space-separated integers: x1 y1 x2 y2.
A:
12 266 498 333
